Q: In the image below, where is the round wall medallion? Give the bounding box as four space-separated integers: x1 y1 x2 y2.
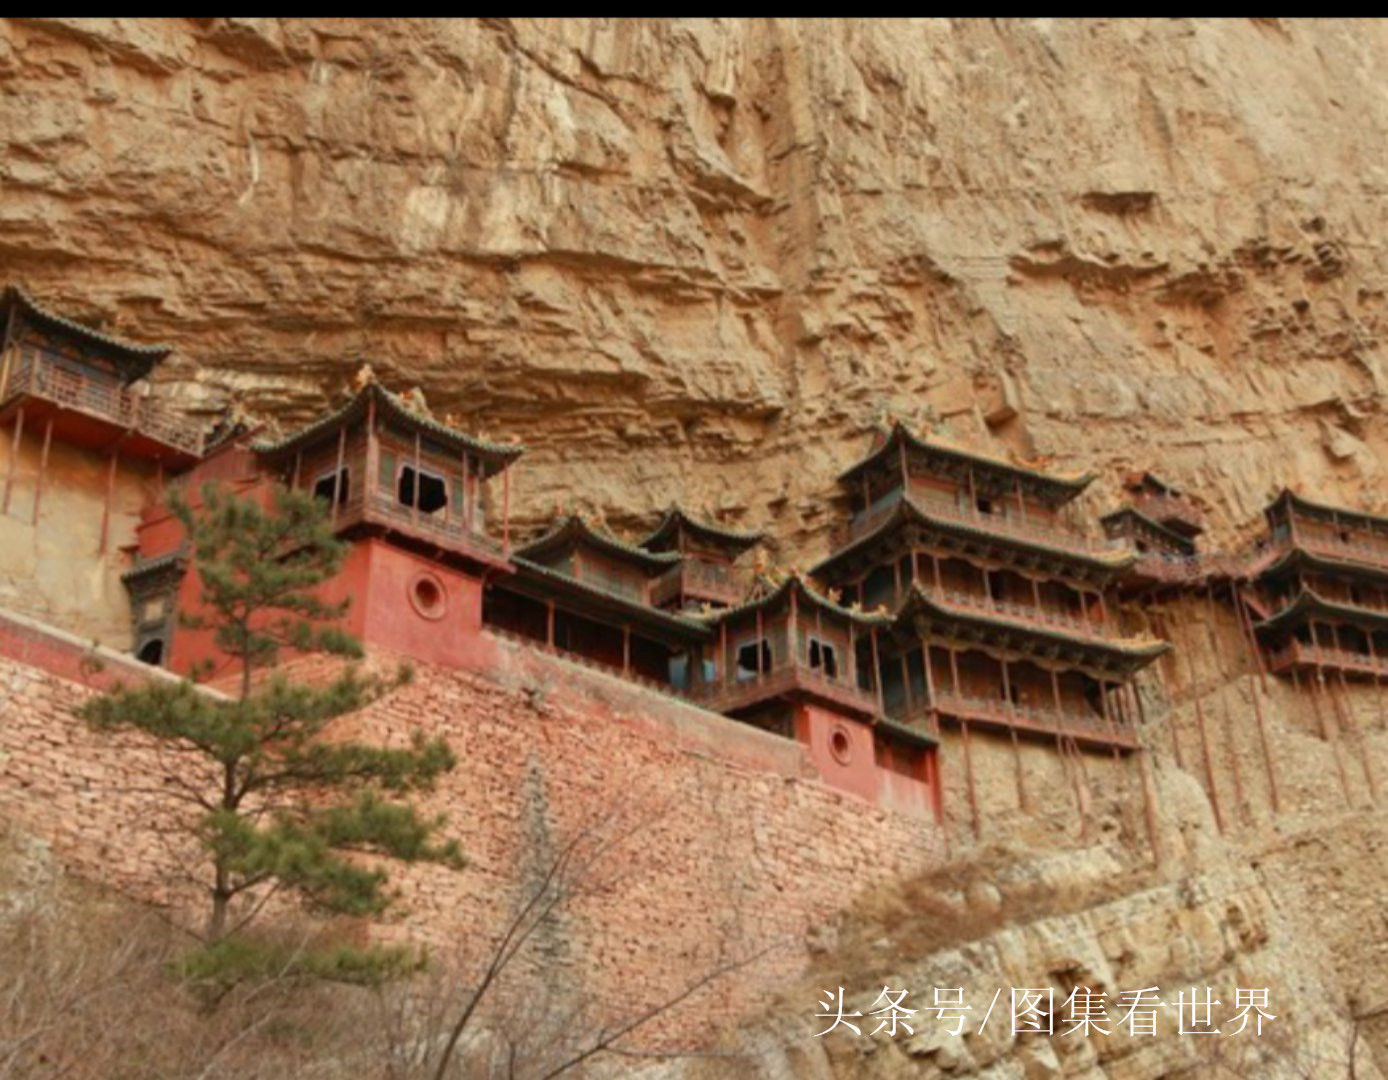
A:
409 572 448 620
829 725 853 765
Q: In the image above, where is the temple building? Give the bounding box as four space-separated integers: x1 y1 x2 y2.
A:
482 514 713 687
1245 489 1388 682
811 423 1168 757
126 379 522 675
638 505 762 613
693 573 940 820
1101 472 1206 594
0 286 204 646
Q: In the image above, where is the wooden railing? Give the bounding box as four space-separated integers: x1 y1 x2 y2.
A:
931 586 1119 640
651 559 747 608
3 345 203 456
842 485 1129 560
928 690 1137 747
1267 640 1388 678
690 660 877 715
329 484 506 560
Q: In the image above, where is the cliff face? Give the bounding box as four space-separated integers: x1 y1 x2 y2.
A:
4 18 1386 553
6 17 1388 1077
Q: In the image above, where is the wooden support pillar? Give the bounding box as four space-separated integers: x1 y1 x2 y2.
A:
893 557 903 606
1186 638 1225 835
546 601 556 649
1014 477 1026 521
1001 658 1027 809
1098 590 1111 627
0 302 15 399
720 621 728 688
966 466 979 518
1308 663 1354 809
755 608 765 682
412 431 422 526
30 415 52 525
900 652 914 715
99 448 118 555
931 552 943 593
962 717 980 839
1205 586 1246 824
789 586 800 667
461 452 472 531
1232 586 1280 813
502 466 511 556
331 425 346 525
292 449 302 490
622 626 631 676
1337 664 1377 804
1051 668 1088 835
870 627 884 712
3 404 23 515
848 621 858 689
920 635 938 734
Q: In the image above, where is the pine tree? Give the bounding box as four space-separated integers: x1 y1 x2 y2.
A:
81 482 462 983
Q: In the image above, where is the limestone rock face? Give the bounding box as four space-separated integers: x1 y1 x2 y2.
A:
4 18 1387 555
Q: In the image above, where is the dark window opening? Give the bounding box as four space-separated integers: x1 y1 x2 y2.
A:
313 468 350 506
976 495 994 514
808 638 839 679
138 639 165 666
1135 539 1149 554
1350 585 1364 605
1002 679 1021 705
736 639 772 681
398 466 448 514
986 570 1007 600
1340 528 1352 543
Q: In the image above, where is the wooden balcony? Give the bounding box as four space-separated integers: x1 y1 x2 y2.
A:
332 485 511 571
650 559 747 609
842 484 1128 561
691 661 879 720
930 586 1123 642
1267 640 1388 681
927 690 1139 751
0 344 203 462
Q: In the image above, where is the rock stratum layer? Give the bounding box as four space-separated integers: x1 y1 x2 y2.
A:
5 17 1388 1078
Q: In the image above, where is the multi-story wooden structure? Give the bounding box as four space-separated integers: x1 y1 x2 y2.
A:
1101 473 1206 593
1246 489 1388 682
812 423 1167 752
484 514 713 687
0 287 205 647
639 506 761 612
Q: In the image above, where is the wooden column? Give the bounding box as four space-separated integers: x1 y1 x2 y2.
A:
900 652 914 715
364 396 379 507
1232 585 1280 813
870 627 884 711
788 586 800 667
962 716 980 839
0 302 16 399
755 608 765 682
331 425 346 525
292 449 302 490
622 626 631 676
502 466 511 556
98 448 119 555
719 621 729 688
1307 622 1354 808
1051 667 1088 834
1000 658 1027 809
546 600 556 649
1328 623 1376 804
412 431 422 525
3 404 23 515
30 415 52 525
919 635 938 733
1185 633 1225 835
931 552 943 593
461 452 472 531
893 558 903 606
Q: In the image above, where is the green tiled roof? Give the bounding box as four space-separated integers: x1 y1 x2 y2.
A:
251 382 523 476
519 515 680 573
1100 506 1198 556
1267 488 1388 532
639 505 764 555
705 573 893 628
1252 587 1388 634
894 583 1170 660
3 285 172 367
120 549 188 583
507 556 711 641
812 493 1135 580
1258 543 1388 586
839 421 1095 500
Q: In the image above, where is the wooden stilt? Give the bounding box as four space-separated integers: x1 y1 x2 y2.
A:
331 425 346 525
546 601 556 649
98 448 118 555
919 636 939 735
962 719 980 839
3 404 24 515
1337 666 1377 804
755 609 764 682
720 621 728 688
1309 624 1354 808
1233 586 1280 814
622 626 631 676
30 415 52 525
1205 586 1246 824
870 627 883 711
1186 638 1225 835
1051 668 1087 835
1001 658 1027 809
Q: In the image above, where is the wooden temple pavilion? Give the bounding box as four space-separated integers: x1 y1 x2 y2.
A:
252 381 522 574
484 514 712 686
812 422 1167 752
695 573 940 820
639 505 762 612
1246 490 1388 683
0 286 203 547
